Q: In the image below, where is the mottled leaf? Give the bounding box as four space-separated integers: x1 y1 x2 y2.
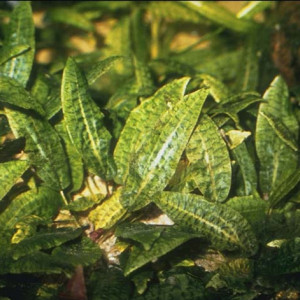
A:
86 56 125 86
55 121 84 193
52 237 102 268
123 227 198 276
114 77 190 184
31 73 61 120
186 114 231 202
65 193 105 212
0 187 63 230
0 76 45 116
0 44 30 66
115 222 165 251
259 110 298 151
88 189 127 230
225 196 267 230
0 160 29 201
121 87 209 209
0 252 62 275
0 2 34 87
154 192 258 255
5 108 71 190
197 74 229 103
11 228 82 260
256 238 300 275
61 57 116 179
269 168 300 209
255 76 299 196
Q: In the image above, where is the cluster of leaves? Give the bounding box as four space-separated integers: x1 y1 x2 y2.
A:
0 1 300 299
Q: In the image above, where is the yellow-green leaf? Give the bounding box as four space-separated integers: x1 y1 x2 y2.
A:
154 192 258 255
186 114 231 202
61 57 116 179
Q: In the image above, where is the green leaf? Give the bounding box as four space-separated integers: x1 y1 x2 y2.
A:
51 237 102 268
87 268 132 300
147 1 207 24
88 189 127 230
61 57 116 180
186 114 231 202
256 238 300 275
197 74 230 103
47 8 94 31
154 192 258 255
31 73 61 120
0 187 63 230
65 193 105 212
11 228 82 260
115 222 165 251
255 76 299 196
225 196 267 231
55 121 84 193
224 125 257 196
235 33 259 92
4 108 71 190
121 87 209 209
86 56 125 85
180 1 256 33
237 1 273 19
0 252 62 275
123 227 198 276
268 168 300 209
0 44 30 66
130 8 154 96
0 2 34 87
258 110 298 152
0 160 29 201
114 77 190 184
0 76 45 116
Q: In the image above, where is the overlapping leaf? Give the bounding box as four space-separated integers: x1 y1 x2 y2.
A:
11 228 82 259
121 87 209 209
154 192 258 255
0 187 63 230
88 189 127 230
0 160 29 201
5 107 71 190
61 57 116 179
0 76 45 116
186 114 231 202
123 227 199 276
0 2 34 87
114 77 190 184
255 76 299 196
55 121 84 193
